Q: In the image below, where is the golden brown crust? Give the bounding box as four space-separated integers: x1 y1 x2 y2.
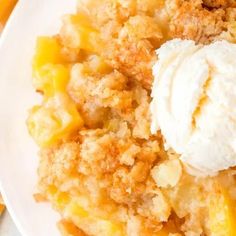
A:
101 15 163 89
59 0 236 90
168 1 226 43
203 0 236 8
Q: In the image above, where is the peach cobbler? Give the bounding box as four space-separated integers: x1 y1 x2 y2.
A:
27 0 236 235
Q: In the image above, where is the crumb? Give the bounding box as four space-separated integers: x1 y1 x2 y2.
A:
168 1 226 43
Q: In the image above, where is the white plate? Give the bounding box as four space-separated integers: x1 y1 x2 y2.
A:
0 1 77 235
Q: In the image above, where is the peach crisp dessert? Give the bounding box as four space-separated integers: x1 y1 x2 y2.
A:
27 0 236 235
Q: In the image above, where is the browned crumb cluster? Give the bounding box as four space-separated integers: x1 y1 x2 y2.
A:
168 0 226 43
59 0 236 90
29 0 236 236
203 0 236 8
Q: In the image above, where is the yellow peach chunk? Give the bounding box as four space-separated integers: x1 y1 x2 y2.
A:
27 94 83 147
208 183 236 236
33 37 64 71
33 64 70 97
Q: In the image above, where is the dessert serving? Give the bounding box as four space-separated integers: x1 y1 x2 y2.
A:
27 0 236 235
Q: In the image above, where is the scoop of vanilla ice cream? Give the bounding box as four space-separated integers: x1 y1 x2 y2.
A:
151 39 236 176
